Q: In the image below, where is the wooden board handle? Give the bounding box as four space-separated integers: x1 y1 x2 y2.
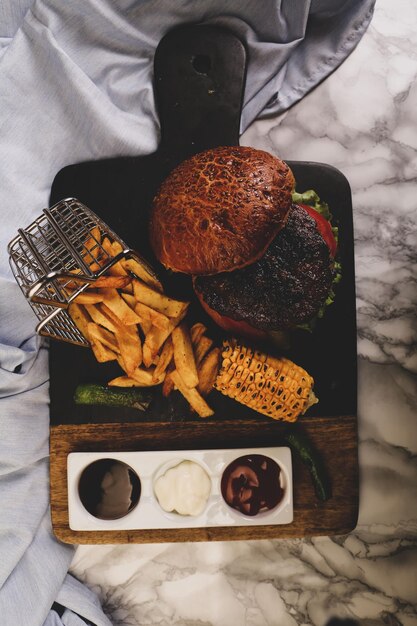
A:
154 23 247 167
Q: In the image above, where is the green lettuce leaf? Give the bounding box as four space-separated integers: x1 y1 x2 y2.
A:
292 189 331 220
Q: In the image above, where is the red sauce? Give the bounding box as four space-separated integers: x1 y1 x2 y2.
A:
221 454 284 516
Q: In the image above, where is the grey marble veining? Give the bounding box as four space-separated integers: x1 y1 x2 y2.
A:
69 0 417 623
242 1 417 375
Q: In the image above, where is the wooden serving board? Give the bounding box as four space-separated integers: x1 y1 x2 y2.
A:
48 24 358 543
51 417 357 543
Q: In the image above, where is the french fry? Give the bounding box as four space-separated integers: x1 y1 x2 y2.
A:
123 282 134 294
83 226 102 265
100 288 142 325
140 319 153 335
121 292 174 332
171 323 199 388
97 304 141 351
70 233 217 417
109 260 129 277
133 279 188 318
85 226 101 247
101 237 129 277
73 291 104 305
169 308 188 328
90 338 117 363
87 322 119 353
101 236 113 257
111 241 131 276
162 364 175 397
121 257 163 292
143 325 174 367
153 336 173 381
85 304 117 332
134 301 171 331
116 354 128 373
142 307 185 365
170 370 214 418
130 366 164 386
92 303 124 333
190 322 207 346
60 268 83 291
97 304 125 330
87 275 131 289
197 348 221 396
67 275 130 294
111 240 124 255
142 343 154 369
120 292 136 308
115 326 142 375
89 261 104 273
68 302 91 339
107 376 142 387
194 336 213 366
107 367 165 387
108 368 165 387
162 377 174 396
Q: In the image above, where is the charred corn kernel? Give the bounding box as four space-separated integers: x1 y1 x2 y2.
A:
214 339 317 422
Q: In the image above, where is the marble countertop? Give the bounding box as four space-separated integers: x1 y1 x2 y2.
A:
69 1 417 624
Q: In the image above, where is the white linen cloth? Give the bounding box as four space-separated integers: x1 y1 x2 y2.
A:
0 1 374 624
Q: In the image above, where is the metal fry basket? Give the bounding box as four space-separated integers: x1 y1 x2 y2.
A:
7 198 155 347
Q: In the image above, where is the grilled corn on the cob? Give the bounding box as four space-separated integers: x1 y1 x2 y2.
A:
214 339 317 422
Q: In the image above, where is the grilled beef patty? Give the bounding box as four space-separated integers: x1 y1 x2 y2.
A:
194 204 335 330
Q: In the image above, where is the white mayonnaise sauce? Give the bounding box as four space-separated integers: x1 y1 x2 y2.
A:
153 460 211 516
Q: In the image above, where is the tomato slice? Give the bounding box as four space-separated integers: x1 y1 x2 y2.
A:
297 203 337 258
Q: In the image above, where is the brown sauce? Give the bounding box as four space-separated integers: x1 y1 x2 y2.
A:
78 458 141 520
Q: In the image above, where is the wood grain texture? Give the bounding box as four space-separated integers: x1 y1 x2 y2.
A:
50 415 358 544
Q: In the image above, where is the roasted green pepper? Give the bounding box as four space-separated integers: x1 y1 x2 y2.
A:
74 384 152 411
284 425 332 501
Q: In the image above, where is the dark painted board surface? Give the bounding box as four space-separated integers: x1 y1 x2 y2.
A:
48 24 357 541
49 159 356 426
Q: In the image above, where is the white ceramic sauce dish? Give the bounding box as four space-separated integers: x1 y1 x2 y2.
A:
67 446 293 531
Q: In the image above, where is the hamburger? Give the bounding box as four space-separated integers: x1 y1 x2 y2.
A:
149 146 340 338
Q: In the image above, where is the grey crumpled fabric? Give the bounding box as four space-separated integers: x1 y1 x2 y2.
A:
0 1 374 624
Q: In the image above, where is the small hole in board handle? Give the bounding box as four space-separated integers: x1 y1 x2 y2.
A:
191 54 211 75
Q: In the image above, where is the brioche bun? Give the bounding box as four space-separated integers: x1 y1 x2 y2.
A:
149 146 294 275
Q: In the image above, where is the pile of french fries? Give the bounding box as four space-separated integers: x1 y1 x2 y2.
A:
67 227 221 417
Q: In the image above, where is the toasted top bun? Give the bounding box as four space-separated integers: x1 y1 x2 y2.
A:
149 146 295 275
